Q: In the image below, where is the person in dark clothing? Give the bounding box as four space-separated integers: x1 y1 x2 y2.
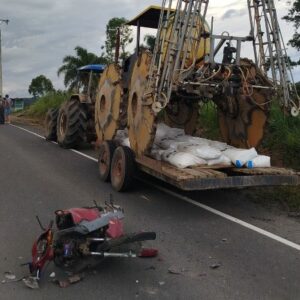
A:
0 96 5 124
4 94 12 124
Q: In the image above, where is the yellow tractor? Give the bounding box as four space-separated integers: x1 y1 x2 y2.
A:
45 64 105 148
94 3 299 191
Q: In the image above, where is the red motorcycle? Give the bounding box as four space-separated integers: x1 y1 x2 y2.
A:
29 199 157 281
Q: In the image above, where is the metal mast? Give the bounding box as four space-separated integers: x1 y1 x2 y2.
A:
247 0 299 114
146 0 210 113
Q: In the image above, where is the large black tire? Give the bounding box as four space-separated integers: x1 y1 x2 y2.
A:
44 108 58 140
98 140 117 182
57 100 87 148
110 146 135 192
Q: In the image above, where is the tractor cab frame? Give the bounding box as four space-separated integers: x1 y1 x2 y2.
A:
74 64 105 103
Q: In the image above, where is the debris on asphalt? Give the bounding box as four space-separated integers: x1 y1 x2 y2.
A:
288 212 300 218
140 195 151 201
68 274 82 284
251 216 273 222
139 248 158 258
168 266 186 275
210 263 221 269
158 281 165 286
23 276 39 289
221 238 227 243
53 274 83 288
136 280 139 284
49 272 56 278
145 266 156 271
4 271 16 280
56 280 70 288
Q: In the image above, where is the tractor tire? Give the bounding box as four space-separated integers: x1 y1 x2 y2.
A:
110 146 135 192
98 140 117 182
57 100 87 148
44 108 59 141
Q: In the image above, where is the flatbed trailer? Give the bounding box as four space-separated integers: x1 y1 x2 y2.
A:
135 156 300 191
98 142 300 192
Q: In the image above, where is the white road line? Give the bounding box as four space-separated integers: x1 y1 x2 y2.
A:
10 123 300 251
138 179 300 251
70 149 98 162
10 123 46 140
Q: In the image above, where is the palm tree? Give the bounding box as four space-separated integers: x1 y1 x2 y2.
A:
57 46 107 90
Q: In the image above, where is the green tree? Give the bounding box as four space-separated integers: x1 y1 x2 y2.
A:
143 34 156 52
58 46 107 90
102 17 133 62
283 0 300 64
28 75 55 98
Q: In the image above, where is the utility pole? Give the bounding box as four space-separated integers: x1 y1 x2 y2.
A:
0 19 9 97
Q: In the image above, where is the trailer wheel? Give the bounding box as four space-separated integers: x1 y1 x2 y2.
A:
110 146 135 192
44 108 58 141
98 141 117 182
57 100 87 148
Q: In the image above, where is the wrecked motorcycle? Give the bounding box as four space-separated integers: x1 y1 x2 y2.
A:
29 200 157 280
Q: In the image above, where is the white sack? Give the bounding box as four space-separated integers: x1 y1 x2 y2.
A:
223 147 258 167
207 155 232 166
208 140 230 151
246 155 271 168
150 148 166 161
177 144 222 160
155 138 182 150
155 123 184 141
162 151 207 169
174 135 210 145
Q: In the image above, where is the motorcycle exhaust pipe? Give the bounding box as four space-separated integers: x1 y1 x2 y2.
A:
89 251 137 258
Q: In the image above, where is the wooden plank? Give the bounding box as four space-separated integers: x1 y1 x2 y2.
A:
136 155 229 180
231 167 296 176
192 164 233 170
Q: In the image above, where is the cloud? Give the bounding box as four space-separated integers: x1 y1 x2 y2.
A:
1 0 299 97
221 9 247 20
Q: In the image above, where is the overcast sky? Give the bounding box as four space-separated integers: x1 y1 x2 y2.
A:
1 0 299 97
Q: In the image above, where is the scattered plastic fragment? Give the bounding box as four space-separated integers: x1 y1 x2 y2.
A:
23 276 39 289
210 263 221 269
139 248 158 258
68 274 82 284
168 266 186 275
53 274 83 288
158 281 165 286
49 272 56 278
4 272 16 280
57 280 70 288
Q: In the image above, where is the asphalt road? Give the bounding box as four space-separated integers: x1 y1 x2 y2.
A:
0 124 300 300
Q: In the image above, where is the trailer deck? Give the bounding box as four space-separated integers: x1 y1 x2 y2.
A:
136 156 300 191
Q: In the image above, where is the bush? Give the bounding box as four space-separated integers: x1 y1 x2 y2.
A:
197 102 300 169
26 91 69 118
197 102 220 140
262 105 300 169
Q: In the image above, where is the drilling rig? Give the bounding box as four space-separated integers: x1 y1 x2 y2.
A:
95 0 300 157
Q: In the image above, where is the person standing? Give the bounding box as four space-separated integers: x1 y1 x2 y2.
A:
4 94 12 124
0 96 5 124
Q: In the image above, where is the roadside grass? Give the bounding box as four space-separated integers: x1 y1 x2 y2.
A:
24 91 69 118
262 104 300 170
